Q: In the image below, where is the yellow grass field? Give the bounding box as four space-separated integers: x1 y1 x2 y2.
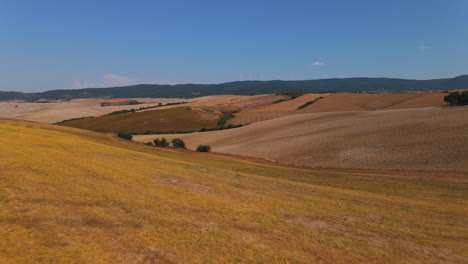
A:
0 118 467 263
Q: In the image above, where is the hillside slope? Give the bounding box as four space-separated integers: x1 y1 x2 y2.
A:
229 91 447 125
58 107 220 133
135 106 468 171
0 119 467 263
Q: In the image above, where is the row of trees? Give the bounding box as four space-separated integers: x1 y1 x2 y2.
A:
117 132 210 152
148 138 211 152
149 138 185 148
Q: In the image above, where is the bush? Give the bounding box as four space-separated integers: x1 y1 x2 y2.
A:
172 138 186 148
154 138 169 147
196 145 211 152
277 91 304 99
117 131 133 141
146 142 154 146
444 91 468 105
128 100 141 105
273 99 288 104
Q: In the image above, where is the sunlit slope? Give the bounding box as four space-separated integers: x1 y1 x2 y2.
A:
0 119 467 263
136 106 468 171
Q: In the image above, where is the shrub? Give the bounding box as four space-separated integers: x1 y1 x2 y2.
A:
105 109 135 116
117 131 133 141
172 138 186 148
444 91 468 105
146 142 154 146
128 100 141 105
196 145 211 152
154 138 169 147
277 91 304 99
217 112 235 127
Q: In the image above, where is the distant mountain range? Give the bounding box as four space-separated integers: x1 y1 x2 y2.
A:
1 75 467 101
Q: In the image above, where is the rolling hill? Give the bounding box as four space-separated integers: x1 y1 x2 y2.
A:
1 75 467 100
134 106 468 171
0 118 467 263
228 91 448 125
0 98 187 124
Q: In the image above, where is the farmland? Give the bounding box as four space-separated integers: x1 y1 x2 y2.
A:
58 107 221 134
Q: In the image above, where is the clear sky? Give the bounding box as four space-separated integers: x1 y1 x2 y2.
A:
1 0 467 92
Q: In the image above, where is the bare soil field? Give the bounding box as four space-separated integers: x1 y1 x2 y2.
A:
229 91 448 125
135 106 468 171
297 91 447 113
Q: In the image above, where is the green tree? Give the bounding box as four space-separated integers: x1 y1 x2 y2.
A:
172 138 186 148
117 131 133 141
154 138 169 147
196 145 211 152
444 91 468 105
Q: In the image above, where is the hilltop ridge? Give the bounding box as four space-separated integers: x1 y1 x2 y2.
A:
1 75 467 101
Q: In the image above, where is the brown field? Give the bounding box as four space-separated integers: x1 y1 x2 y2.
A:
0 98 186 123
206 94 290 112
229 91 448 125
134 106 468 171
1 118 467 263
297 91 447 113
59 106 220 133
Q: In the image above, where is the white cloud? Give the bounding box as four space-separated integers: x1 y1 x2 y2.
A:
65 74 136 89
102 74 136 87
417 45 432 51
310 61 325 66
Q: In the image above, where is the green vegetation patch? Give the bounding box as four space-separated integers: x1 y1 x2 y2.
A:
297 97 324 110
444 91 468 105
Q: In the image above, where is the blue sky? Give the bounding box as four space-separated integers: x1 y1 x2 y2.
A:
1 0 467 92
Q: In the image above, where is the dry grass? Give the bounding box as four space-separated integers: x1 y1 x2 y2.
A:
135 106 468 172
59 107 220 133
0 118 467 263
